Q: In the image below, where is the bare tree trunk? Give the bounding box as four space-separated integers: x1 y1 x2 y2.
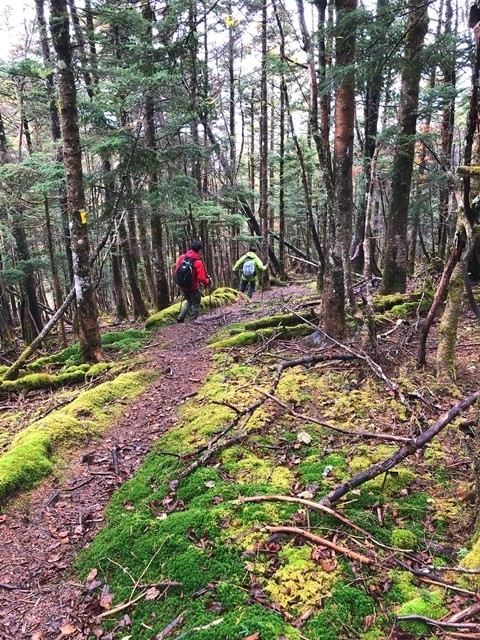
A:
381 0 428 294
320 0 357 340
259 0 270 290
50 0 103 363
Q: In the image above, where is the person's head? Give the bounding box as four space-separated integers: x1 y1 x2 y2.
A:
248 244 257 254
191 240 203 253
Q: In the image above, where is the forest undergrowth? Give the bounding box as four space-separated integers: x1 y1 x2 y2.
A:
1 281 480 640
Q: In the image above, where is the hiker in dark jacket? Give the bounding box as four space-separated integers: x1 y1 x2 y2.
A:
175 241 211 323
233 249 267 299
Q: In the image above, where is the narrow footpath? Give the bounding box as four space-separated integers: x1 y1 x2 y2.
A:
0 286 307 640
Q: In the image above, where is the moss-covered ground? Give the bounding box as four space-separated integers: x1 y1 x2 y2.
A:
73 310 480 639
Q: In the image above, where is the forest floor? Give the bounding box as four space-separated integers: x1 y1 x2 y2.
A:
0 282 316 640
0 279 479 640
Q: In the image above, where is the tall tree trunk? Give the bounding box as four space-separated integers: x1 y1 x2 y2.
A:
50 0 103 363
381 0 428 294
12 210 43 342
119 217 149 319
259 0 270 289
438 0 455 262
321 0 357 339
35 0 73 286
351 0 386 274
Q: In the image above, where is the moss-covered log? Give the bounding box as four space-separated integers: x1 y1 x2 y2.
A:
208 324 312 349
146 287 242 329
0 370 157 504
244 311 315 331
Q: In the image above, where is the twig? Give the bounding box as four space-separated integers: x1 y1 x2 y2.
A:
112 446 120 475
178 430 261 479
155 611 186 639
254 387 410 443
169 617 224 640
233 494 374 539
264 525 374 565
447 602 480 623
96 589 148 619
61 477 94 492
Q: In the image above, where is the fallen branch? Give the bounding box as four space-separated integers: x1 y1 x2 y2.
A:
264 525 374 565
320 389 480 506
155 611 186 639
96 582 182 621
169 617 224 640
96 589 147 619
233 494 373 538
447 602 480 624
178 429 261 479
254 387 410 443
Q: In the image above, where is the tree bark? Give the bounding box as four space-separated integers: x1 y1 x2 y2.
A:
50 0 103 363
381 0 428 294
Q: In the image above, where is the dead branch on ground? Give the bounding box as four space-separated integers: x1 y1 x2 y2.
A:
263 525 374 565
254 387 410 443
320 389 480 506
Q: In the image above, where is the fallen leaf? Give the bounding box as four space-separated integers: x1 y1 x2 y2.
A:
99 586 113 610
244 634 260 640
60 623 77 635
31 633 44 640
145 587 159 601
87 568 98 582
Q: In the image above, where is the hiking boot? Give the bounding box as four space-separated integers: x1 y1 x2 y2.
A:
177 316 185 323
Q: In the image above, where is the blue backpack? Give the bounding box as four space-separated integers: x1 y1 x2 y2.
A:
242 258 256 277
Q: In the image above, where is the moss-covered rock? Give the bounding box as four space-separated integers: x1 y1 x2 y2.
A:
208 324 312 349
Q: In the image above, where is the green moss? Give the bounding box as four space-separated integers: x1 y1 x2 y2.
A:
0 371 157 504
304 584 376 639
397 592 447 636
244 312 314 330
384 570 417 603
262 544 339 616
460 538 480 569
0 431 54 502
0 373 58 393
208 330 259 349
391 529 417 550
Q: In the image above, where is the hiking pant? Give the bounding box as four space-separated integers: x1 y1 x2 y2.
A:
178 288 202 321
239 277 255 299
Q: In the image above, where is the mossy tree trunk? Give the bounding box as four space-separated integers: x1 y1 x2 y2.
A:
436 261 463 382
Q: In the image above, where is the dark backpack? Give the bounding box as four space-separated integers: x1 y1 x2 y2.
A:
242 258 256 278
176 257 197 288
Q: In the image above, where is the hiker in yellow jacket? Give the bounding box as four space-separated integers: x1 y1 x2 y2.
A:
233 249 267 299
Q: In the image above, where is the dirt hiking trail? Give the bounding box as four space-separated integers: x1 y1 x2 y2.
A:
0 284 311 640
